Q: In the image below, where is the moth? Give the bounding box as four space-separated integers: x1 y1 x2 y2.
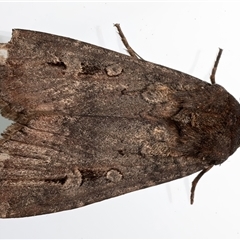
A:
0 24 239 218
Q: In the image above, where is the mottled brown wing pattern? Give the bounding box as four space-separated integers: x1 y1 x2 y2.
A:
0 29 239 217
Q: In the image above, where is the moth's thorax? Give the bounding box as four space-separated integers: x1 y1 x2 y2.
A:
170 83 240 165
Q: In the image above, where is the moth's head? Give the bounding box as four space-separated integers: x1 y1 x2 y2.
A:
227 91 240 156
211 84 240 165
178 84 240 166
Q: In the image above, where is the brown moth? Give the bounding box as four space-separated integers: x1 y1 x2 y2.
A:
0 24 239 218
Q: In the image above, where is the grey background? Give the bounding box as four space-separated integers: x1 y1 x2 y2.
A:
1 2 240 238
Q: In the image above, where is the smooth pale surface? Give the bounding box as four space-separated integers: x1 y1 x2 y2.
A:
0 2 240 238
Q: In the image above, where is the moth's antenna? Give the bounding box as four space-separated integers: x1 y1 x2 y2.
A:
210 48 223 84
191 165 213 204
